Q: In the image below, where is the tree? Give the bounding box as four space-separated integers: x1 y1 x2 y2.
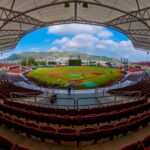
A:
38 61 46 65
20 57 37 66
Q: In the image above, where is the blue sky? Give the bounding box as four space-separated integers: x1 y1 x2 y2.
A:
0 24 149 62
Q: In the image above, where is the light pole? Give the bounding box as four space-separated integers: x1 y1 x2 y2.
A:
147 51 149 63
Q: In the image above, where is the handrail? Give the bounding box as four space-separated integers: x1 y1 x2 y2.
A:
76 97 140 108
76 91 141 109
20 100 75 109
10 92 76 109
6 94 143 110
113 90 142 97
10 92 39 101
9 92 143 109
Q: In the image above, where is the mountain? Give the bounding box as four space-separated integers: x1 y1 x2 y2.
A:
5 52 118 62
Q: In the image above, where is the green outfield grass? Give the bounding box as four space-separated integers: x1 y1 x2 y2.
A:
27 66 123 89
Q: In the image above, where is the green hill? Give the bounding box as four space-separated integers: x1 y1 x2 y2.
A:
5 52 118 62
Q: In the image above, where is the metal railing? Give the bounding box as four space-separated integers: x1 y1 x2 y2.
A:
76 91 141 109
9 91 142 109
10 92 76 109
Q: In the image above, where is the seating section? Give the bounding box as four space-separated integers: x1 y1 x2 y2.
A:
7 67 24 74
0 73 42 98
134 62 150 67
127 67 144 73
0 135 31 150
0 98 149 146
121 71 149 82
6 65 29 74
0 110 149 145
0 70 149 146
0 98 149 145
2 98 149 126
0 63 18 69
120 135 150 150
108 79 150 96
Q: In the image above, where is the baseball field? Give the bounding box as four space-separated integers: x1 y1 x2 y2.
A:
27 66 123 89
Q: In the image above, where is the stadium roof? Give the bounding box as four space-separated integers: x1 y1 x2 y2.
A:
0 0 150 52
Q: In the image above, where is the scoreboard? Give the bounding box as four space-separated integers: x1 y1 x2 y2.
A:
69 55 81 66
69 59 81 66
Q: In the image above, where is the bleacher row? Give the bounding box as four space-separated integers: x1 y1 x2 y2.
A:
109 79 150 97
121 71 149 82
127 67 144 73
0 136 31 150
134 62 150 67
0 71 149 149
0 73 42 98
1 98 150 126
6 66 29 74
0 97 149 146
0 107 149 146
120 135 150 150
7 67 23 74
0 63 17 68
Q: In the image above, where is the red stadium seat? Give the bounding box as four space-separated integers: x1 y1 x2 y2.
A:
142 135 150 148
56 127 77 143
0 136 15 150
78 127 98 145
39 125 56 141
98 123 114 139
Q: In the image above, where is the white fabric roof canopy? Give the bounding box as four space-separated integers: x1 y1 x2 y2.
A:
0 0 150 52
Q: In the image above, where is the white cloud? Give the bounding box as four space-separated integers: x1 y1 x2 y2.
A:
50 32 147 61
53 37 70 45
48 46 60 52
48 24 103 35
30 47 41 52
47 24 148 61
96 44 105 49
98 30 113 38
102 39 118 47
48 24 114 39
52 34 100 51
86 52 94 55
74 34 99 44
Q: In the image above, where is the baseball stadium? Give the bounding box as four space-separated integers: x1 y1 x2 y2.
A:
0 1 150 150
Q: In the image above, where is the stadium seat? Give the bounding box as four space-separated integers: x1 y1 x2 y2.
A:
142 135 150 148
72 115 87 126
120 142 140 150
25 122 40 138
46 114 60 125
78 127 98 145
98 123 115 139
86 114 100 125
39 125 56 141
0 136 15 150
114 120 129 136
59 115 72 126
56 127 77 143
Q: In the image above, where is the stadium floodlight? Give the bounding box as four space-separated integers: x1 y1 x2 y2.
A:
64 2 70 8
82 2 88 8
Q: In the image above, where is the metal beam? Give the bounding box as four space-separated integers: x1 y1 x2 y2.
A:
0 30 25 37
0 6 43 27
108 6 150 28
0 45 16 51
0 0 149 30
126 29 150 36
0 0 149 52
